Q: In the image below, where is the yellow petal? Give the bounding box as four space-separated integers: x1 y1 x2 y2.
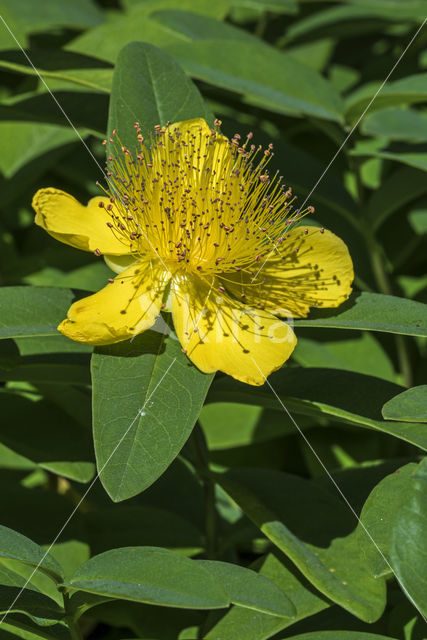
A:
104 254 138 274
58 261 170 345
32 188 131 255
226 226 354 318
171 275 297 386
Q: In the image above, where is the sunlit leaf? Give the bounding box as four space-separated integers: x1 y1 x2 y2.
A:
65 547 229 609
107 41 212 150
217 469 386 622
294 292 427 337
0 526 63 583
345 74 427 123
390 458 427 618
92 332 213 501
382 386 427 422
209 367 427 450
197 560 296 617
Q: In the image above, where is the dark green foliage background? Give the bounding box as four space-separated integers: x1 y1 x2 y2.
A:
0 1 426 639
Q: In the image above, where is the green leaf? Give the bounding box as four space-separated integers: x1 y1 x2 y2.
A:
0 50 113 93
361 107 427 143
230 0 297 13
0 91 108 136
0 288 76 340
14 336 91 356
67 1 228 64
0 621 71 640
0 6 27 51
343 0 427 19
46 543 90 582
0 123 87 208
199 403 297 450
408 207 427 235
91 331 213 501
354 141 427 174
114 0 229 18
107 41 213 150
365 166 427 230
390 458 427 618
197 560 296 617
382 386 427 422
329 64 360 94
64 547 229 609
345 74 427 123
0 526 63 583
209 368 427 450
217 469 386 622
293 292 427 337
0 123 80 180
287 39 335 73
151 10 256 43
205 553 329 640
0 391 94 483
293 332 396 382
0 585 63 627
282 5 397 45
356 463 416 578
280 633 398 640
1 0 104 34
166 39 344 122
23 263 112 292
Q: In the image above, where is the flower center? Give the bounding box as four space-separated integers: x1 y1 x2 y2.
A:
99 120 313 283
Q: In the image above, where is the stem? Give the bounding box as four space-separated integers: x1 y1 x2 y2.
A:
353 157 413 387
63 592 83 640
190 424 217 559
254 11 268 38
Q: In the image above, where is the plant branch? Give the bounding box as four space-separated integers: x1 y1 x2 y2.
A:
352 156 413 387
63 592 83 640
190 423 217 560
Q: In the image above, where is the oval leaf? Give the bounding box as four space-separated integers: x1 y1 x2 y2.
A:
197 560 296 618
0 287 77 340
382 386 427 423
209 368 427 451
0 585 63 627
166 39 343 122
294 292 427 337
390 458 427 618
107 41 213 149
92 331 213 501
205 553 329 640
0 526 63 583
281 633 398 640
65 547 229 609
217 469 386 623
345 73 427 123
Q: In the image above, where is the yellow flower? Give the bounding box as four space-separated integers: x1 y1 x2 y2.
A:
32 118 353 386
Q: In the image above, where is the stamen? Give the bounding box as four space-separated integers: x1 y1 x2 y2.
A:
101 122 314 279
